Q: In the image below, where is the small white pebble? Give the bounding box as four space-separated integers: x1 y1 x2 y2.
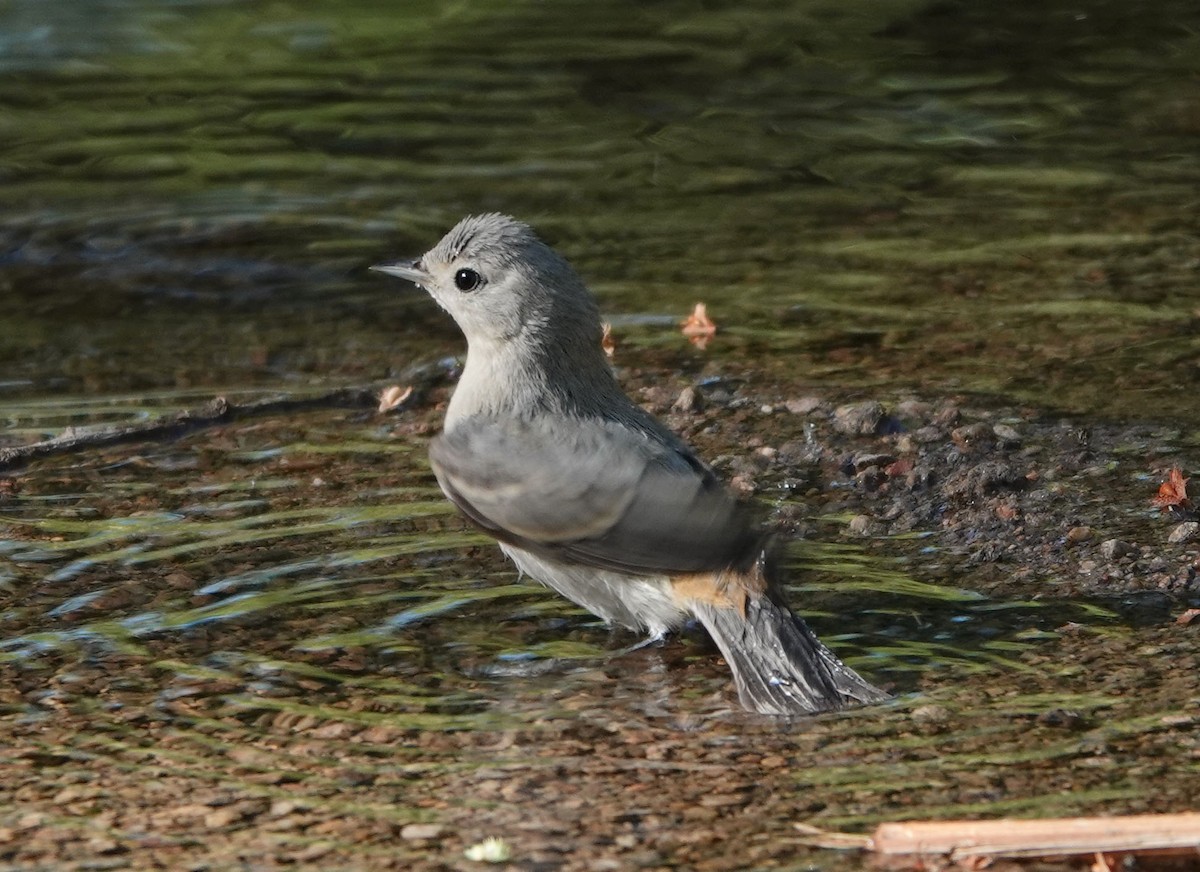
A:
1168 521 1198 544
464 837 512 863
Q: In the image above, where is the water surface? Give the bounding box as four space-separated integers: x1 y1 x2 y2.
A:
2 1 1199 868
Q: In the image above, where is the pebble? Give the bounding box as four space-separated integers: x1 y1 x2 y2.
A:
993 423 1021 446
673 386 703 413
833 401 886 435
911 704 951 726
400 823 445 840
1168 522 1199 544
951 422 993 449
847 514 875 536
894 399 933 420
1100 539 1135 560
784 396 824 415
851 452 896 472
204 807 243 829
912 425 944 444
932 405 961 426
1066 526 1093 544
292 842 335 862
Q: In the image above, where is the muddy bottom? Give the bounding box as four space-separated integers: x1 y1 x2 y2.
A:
1 364 1198 870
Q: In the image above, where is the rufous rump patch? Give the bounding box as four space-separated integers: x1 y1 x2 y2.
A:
670 568 765 617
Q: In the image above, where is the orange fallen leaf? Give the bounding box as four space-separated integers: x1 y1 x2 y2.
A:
680 302 716 349
377 385 413 413
601 322 616 358
1151 467 1192 511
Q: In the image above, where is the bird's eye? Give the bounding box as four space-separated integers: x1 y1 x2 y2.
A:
454 268 482 291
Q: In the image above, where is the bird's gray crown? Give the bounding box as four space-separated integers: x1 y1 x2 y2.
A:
428 213 538 265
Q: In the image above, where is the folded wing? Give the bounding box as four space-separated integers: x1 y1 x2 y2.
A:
429 415 761 575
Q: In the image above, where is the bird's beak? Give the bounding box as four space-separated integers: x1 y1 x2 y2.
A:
370 259 431 288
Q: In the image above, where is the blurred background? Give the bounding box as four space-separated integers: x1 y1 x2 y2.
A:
2 0 1197 419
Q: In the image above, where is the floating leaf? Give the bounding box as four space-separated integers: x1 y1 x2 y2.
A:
680 302 716 349
1151 467 1191 511
378 385 413 413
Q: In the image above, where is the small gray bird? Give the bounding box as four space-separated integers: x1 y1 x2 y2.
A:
374 214 887 715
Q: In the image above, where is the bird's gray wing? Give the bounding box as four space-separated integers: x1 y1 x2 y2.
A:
429 416 760 575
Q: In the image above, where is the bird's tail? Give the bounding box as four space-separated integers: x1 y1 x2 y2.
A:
692 594 889 716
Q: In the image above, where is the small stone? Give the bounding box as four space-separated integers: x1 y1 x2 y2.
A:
993 423 1021 445
785 396 824 415
310 721 354 739
86 837 124 855
951 422 993 449
204 807 242 829
400 823 445 841
1100 539 1135 560
833 401 886 435
911 704 951 725
932 405 961 426
894 399 933 420
673 386 703 413
1168 522 1199 544
847 514 875 536
1066 526 1093 544
912 425 944 444
729 474 756 494
293 842 335 862
851 452 896 472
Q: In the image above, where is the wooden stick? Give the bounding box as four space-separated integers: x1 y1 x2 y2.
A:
0 361 453 472
871 813 1200 859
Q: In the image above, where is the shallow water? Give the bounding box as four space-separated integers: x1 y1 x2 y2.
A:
2 0 1199 868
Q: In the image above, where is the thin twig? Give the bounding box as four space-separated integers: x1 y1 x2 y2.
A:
0 363 452 472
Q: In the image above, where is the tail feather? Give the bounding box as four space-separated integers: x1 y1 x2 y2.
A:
692 596 889 716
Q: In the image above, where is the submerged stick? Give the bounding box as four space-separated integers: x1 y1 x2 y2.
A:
0 362 453 472
871 813 1200 860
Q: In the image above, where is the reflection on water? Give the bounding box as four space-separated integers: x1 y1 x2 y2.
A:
0 0 1197 414
0 393 1111 703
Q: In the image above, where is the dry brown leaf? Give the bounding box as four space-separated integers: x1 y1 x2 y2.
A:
1151 467 1192 511
601 322 616 359
680 302 716 349
1175 608 1200 626
377 385 413 413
